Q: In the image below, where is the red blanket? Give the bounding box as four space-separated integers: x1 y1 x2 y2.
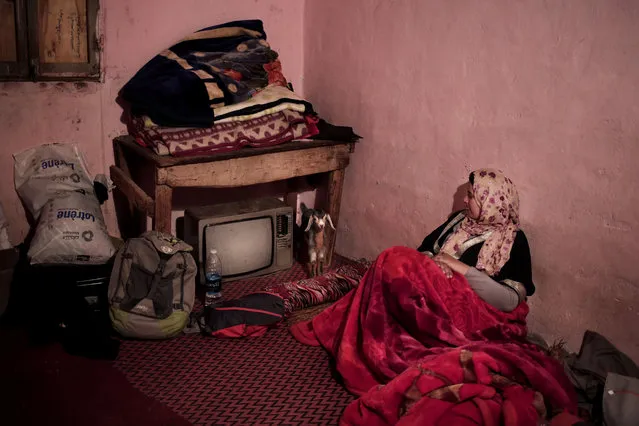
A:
290 246 576 425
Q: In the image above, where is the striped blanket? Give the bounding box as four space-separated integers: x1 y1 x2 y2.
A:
264 262 370 316
129 110 318 157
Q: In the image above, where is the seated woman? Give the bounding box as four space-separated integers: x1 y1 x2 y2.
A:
418 168 534 312
291 168 541 394
291 169 575 424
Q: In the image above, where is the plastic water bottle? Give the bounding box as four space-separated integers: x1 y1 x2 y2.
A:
204 249 222 306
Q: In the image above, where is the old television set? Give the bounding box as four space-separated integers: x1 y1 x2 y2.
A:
183 198 293 284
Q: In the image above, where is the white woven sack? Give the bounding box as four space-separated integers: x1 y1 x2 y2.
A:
28 191 115 265
14 143 94 221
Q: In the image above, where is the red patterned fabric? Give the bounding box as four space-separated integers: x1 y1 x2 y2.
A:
264 59 288 87
130 109 318 157
341 344 576 426
291 246 577 425
264 262 370 316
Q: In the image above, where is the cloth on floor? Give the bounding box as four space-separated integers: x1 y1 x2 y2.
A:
130 109 318 156
120 20 311 127
310 118 362 143
341 344 578 426
290 246 577 425
264 262 369 316
563 330 639 423
199 292 284 338
603 373 639 426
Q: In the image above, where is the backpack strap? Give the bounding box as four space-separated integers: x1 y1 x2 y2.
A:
148 255 172 318
179 252 187 310
170 253 188 311
111 241 132 304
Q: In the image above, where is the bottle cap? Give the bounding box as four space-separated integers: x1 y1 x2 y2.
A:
210 249 217 254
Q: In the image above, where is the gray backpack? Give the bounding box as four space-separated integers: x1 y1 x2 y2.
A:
108 231 196 339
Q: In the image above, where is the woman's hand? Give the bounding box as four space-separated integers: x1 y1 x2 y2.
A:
434 253 470 277
433 257 453 278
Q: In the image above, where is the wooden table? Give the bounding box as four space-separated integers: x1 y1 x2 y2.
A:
110 136 355 265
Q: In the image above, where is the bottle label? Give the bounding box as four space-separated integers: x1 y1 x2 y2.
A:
205 272 222 293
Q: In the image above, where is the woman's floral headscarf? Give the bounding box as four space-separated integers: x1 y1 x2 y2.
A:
440 168 520 276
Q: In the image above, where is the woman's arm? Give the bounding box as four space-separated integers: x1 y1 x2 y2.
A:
433 252 469 275
464 268 520 312
434 253 523 312
494 231 535 296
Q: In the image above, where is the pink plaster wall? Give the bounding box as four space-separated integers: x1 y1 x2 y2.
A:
0 0 304 243
304 0 639 359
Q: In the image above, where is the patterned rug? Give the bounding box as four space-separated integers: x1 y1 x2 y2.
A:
115 257 357 425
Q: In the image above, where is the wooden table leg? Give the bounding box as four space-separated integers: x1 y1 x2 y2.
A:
153 184 173 234
113 143 149 238
322 168 346 267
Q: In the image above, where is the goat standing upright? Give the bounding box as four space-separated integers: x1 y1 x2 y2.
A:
301 204 335 277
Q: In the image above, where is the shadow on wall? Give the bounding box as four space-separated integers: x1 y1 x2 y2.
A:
450 183 468 215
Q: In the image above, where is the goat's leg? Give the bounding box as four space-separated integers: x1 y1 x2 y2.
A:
308 251 318 277
310 261 320 277
318 249 326 276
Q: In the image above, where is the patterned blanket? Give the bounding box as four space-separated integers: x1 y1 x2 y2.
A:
341 344 578 426
291 247 577 425
264 262 370 316
130 110 319 157
121 20 311 127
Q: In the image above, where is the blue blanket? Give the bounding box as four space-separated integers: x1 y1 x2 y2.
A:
121 20 288 127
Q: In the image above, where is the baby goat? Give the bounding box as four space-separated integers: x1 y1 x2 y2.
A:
301 204 335 277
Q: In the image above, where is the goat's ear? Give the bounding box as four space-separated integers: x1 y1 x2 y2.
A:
326 214 336 230
304 215 315 232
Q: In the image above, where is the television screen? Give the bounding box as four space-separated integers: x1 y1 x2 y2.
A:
204 217 273 277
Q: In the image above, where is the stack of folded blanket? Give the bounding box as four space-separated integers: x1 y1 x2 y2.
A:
120 20 320 157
